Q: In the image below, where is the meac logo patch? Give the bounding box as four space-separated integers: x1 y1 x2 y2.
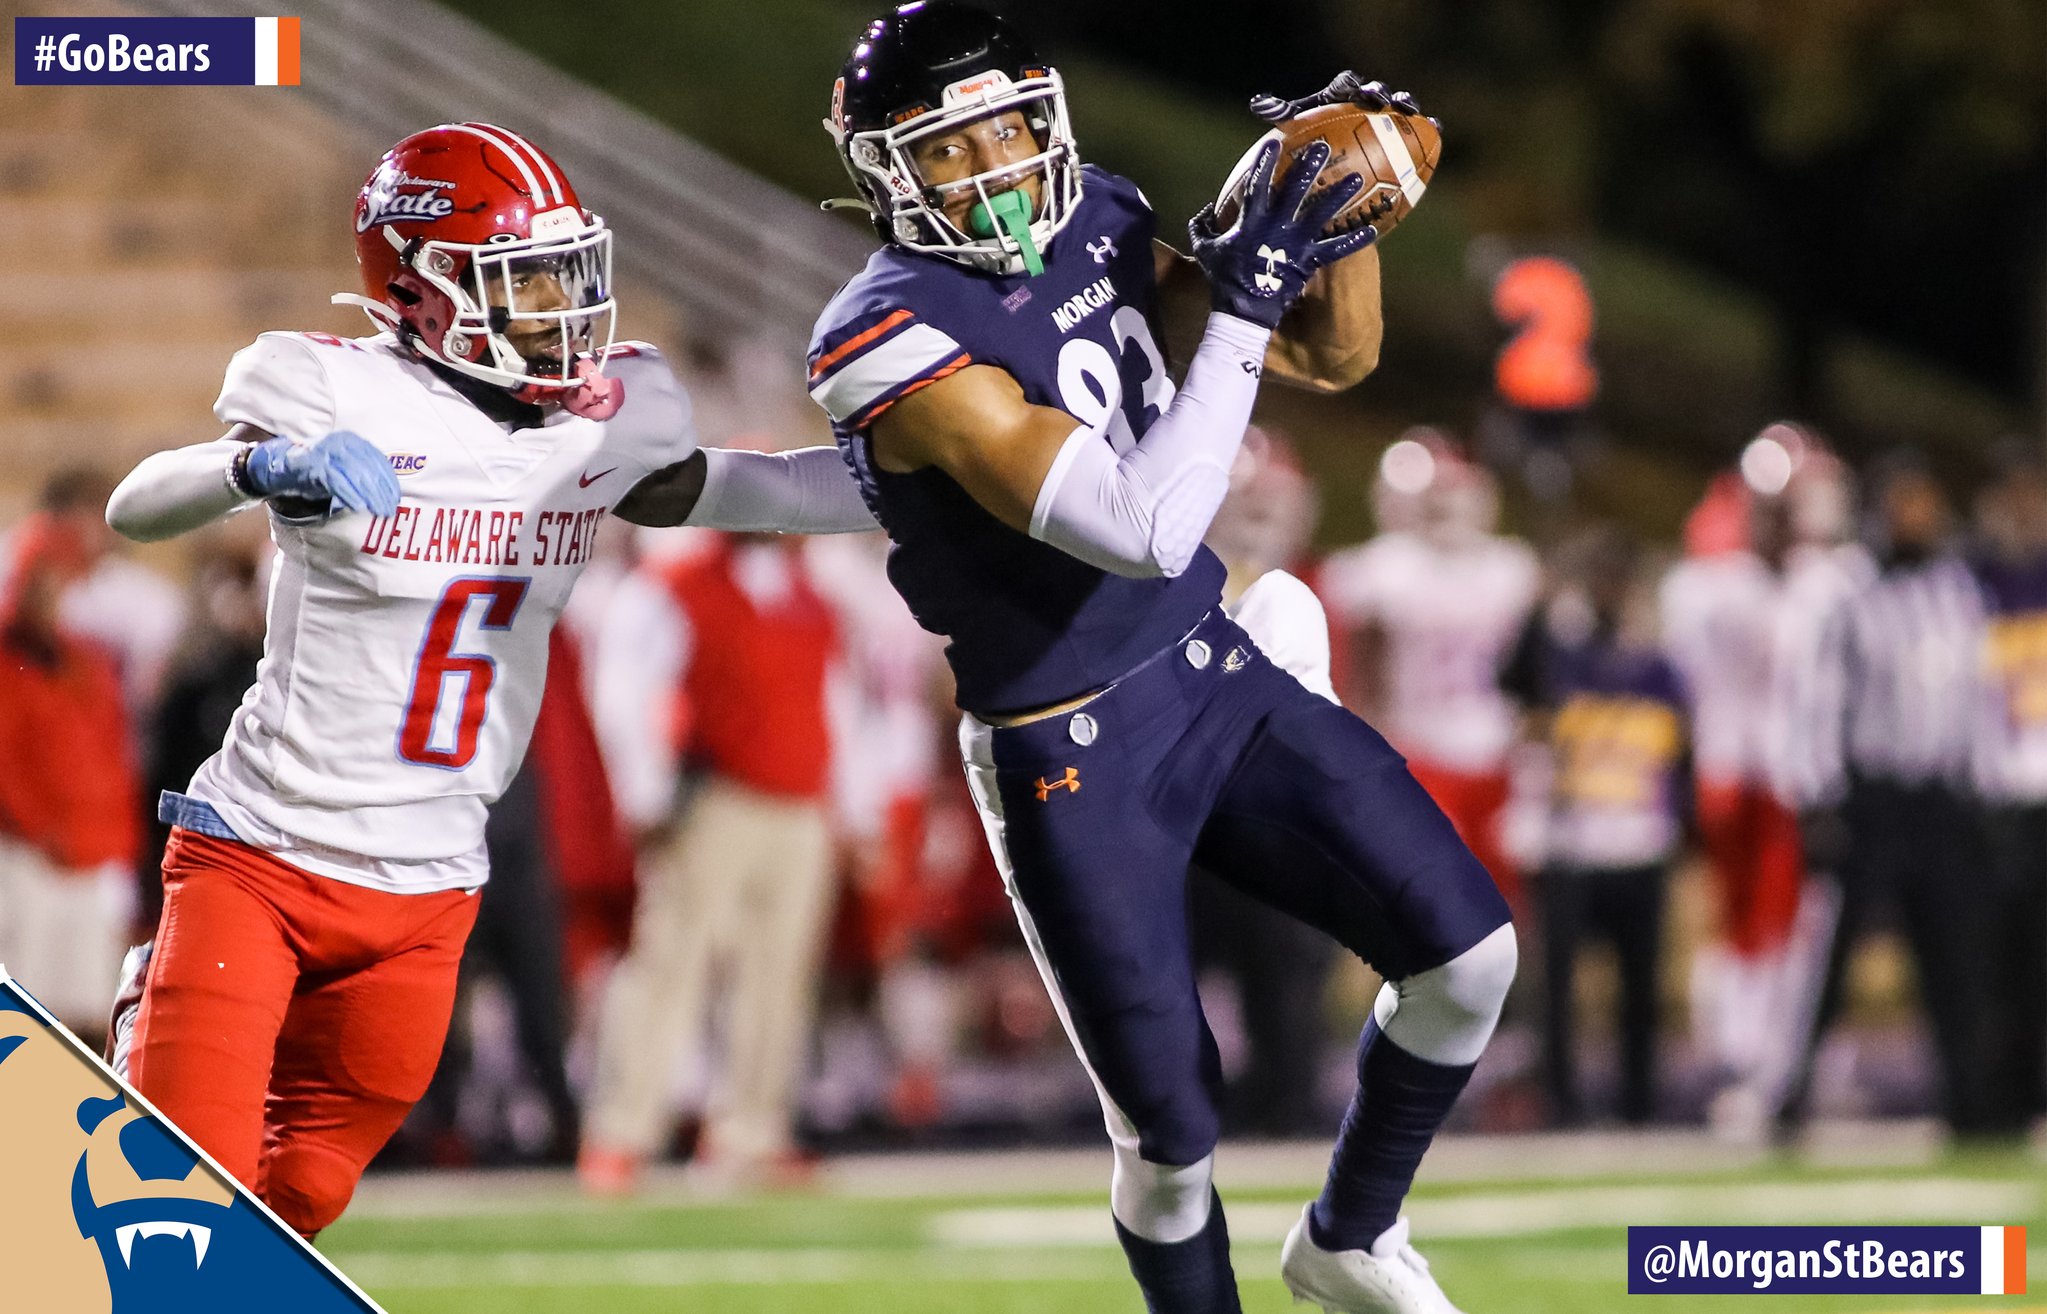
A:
0 975 382 1314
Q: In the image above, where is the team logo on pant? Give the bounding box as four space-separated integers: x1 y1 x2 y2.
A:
1034 767 1081 801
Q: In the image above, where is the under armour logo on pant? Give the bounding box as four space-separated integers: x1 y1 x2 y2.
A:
1034 767 1081 801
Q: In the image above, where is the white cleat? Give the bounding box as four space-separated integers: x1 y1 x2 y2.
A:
1280 1206 1464 1314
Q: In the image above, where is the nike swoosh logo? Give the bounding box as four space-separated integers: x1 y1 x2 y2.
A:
578 467 618 488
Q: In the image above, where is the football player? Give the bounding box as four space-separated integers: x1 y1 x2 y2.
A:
101 122 876 1237
810 7 1515 1312
1321 431 1540 904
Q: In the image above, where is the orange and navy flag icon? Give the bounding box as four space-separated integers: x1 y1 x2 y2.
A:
1034 767 1081 801
0 968 383 1313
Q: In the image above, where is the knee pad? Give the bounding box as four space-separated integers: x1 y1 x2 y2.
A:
1376 922 1518 1066
1111 1146 1215 1244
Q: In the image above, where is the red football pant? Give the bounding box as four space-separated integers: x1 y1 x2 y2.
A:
129 828 479 1235
1405 758 1518 905
1695 779 1804 957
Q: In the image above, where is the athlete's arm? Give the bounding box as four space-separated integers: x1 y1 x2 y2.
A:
613 446 878 532
874 142 1364 580
106 425 400 542
872 311 1273 579
1154 241 1382 395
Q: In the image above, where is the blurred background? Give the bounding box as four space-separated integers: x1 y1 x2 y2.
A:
3 0 2043 1310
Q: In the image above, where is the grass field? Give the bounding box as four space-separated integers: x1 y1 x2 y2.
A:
321 1130 2045 1313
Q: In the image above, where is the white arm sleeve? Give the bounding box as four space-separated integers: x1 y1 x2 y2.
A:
685 445 878 534
592 571 691 832
1029 313 1272 578
110 333 338 543
105 437 258 543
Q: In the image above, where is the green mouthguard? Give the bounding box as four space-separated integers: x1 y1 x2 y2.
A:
967 189 1044 276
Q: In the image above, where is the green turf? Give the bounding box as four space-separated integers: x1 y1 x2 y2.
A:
320 1153 2045 1313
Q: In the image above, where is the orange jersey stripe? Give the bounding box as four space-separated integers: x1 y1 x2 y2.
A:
859 353 972 426
810 308 913 380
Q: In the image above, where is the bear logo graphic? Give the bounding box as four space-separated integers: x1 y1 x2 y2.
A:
0 979 380 1313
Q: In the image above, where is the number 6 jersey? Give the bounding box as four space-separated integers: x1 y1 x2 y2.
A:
808 166 1225 717
183 330 696 893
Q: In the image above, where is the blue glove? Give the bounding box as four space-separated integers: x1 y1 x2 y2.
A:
239 431 401 518
1189 140 1373 330
1249 72 1431 127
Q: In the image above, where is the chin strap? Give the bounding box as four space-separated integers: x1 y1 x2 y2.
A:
558 354 625 419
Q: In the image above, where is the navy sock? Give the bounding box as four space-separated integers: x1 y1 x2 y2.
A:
1310 1017 1475 1253
1112 1188 1242 1314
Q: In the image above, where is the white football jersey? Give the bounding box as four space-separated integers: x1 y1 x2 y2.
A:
1659 551 1780 783
1321 530 1539 771
184 331 696 892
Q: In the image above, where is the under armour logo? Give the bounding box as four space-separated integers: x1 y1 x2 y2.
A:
1034 767 1081 801
1254 244 1287 293
1087 236 1118 264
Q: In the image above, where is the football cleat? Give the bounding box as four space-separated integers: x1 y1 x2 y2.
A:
1280 1207 1465 1314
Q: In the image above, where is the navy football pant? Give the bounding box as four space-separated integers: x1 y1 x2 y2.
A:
959 610 1510 1245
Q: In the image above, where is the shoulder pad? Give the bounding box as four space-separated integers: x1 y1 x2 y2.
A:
214 332 337 440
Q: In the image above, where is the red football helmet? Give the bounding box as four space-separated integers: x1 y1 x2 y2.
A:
339 122 619 412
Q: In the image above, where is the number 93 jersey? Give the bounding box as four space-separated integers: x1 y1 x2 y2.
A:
184 330 696 892
808 166 1226 717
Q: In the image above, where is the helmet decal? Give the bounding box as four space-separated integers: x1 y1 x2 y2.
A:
355 171 458 231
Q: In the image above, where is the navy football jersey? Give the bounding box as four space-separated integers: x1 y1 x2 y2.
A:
808 166 1226 716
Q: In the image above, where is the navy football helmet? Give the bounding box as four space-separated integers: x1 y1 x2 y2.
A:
825 2 1083 275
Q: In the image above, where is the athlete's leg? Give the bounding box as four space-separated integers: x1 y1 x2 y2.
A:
1196 655 1513 1256
961 693 1239 1314
127 829 302 1191
257 886 478 1235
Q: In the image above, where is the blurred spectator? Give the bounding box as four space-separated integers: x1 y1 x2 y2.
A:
0 512 141 1045
136 526 269 933
1506 527 1690 1125
1323 430 1539 903
1968 440 2047 1133
1191 428 1341 1135
581 533 840 1191
808 530 958 1130
1658 427 1856 1132
37 466 187 717
1776 454 1998 1135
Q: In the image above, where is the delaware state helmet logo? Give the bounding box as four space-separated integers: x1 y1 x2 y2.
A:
355 170 460 232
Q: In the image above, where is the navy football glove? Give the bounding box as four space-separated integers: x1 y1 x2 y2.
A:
1250 72 1432 127
239 431 401 517
1189 140 1372 330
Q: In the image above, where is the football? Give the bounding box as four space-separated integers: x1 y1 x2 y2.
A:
1214 103 1442 241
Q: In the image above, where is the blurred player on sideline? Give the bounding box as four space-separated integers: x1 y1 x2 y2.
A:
100 122 876 1236
1658 427 1862 1135
811 6 1515 1311
1323 430 1539 904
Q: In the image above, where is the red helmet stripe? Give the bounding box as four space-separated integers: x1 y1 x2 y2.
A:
443 122 546 204
489 124 567 205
